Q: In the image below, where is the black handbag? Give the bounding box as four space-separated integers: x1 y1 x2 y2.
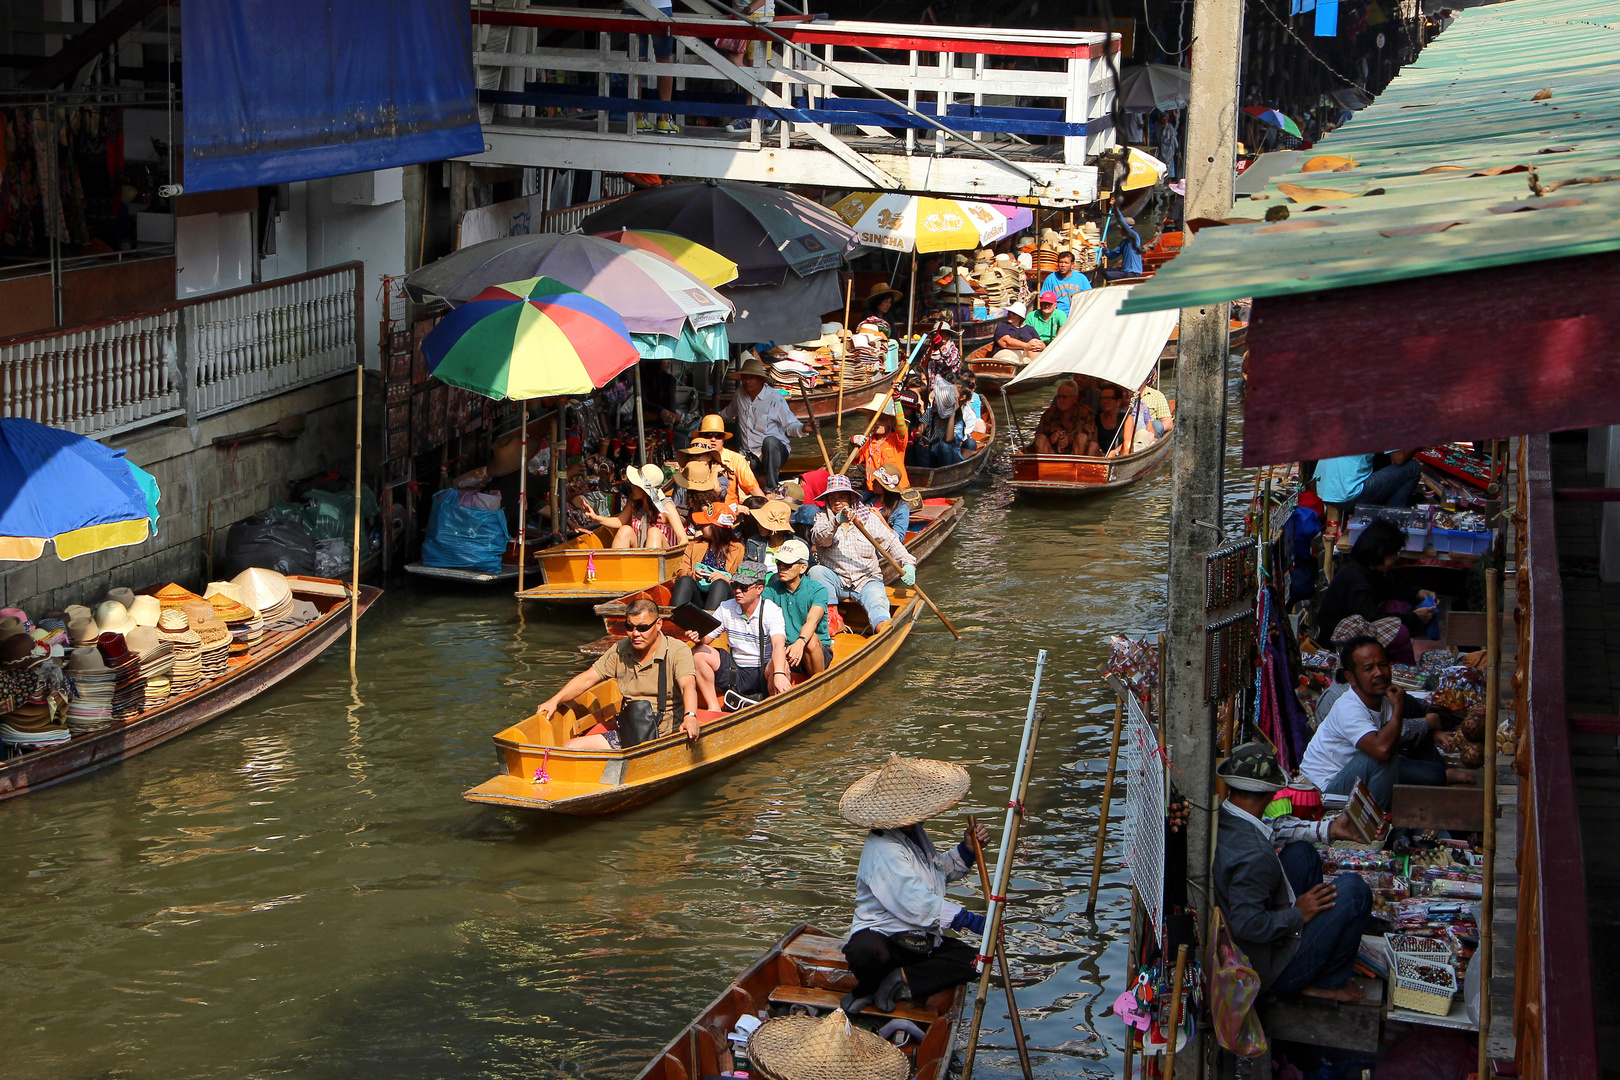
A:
615 656 666 749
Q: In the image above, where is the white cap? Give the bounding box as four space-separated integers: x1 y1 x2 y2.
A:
776 538 811 566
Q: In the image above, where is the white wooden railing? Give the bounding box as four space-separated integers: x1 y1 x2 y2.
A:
0 262 361 439
189 264 360 417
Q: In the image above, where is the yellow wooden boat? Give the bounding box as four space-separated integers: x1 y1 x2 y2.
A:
463 588 922 815
514 525 689 606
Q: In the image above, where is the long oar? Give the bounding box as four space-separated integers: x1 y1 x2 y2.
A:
834 336 927 472
797 379 834 468
801 410 960 640
961 653 1046 1080
968 815 1035 1080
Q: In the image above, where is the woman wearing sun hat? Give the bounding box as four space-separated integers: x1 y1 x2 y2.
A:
838 754 991 1015
571 463 688 549
670 503 746 613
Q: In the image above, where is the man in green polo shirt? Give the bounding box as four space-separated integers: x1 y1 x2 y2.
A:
766 538 833 677
1024 291 1067 344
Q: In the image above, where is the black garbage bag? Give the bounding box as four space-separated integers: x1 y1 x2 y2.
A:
223 508 318 579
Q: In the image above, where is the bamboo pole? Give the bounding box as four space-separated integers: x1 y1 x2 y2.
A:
550 411 563 547
348 361 363 672
1479 566 1500 1080
797 381 833 469
967 816 1034 1080
839 338 924 470
517 403 529 597
1163 944 1190 1080
634 365 648 466
1086 693 1127 914
961 653 1047 1080
838 277 853 447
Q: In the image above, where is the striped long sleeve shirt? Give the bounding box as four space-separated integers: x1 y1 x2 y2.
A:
809 504 914 591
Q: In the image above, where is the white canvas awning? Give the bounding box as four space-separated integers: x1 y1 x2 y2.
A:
1006 284 1178 390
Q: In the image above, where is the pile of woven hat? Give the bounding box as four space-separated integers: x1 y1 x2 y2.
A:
90 599 148 722
231 568 317 632
0 613 72 752
973 257 1025 313
64 606 113 730
204 582 264 656
178 599 233 679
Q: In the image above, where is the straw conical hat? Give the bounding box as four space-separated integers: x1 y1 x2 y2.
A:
748 1010 909 1080
154 583 204 608
232 567 292 614
839 753 970 828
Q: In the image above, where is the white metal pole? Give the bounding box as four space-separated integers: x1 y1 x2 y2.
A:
979 648 1047 970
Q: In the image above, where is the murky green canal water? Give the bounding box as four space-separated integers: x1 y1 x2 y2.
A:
0 382 1248 1080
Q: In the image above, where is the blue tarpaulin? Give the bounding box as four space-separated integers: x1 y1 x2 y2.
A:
1314 0 1341 35
182 0 484 193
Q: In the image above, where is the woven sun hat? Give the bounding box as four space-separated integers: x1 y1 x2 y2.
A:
205 591 256 623
0 616 26 641
1216 743 1288 794
125 626 167 662
232 567 292 614
855 393 899 416
735 354 772 381
870 466 905 495
624 463 667 500
153 583 204 608
105 587 137 610
863 281 903 306
776 537 811 566
128 595 162 627
66 646 109 675
695 414 733 442
157 609 190 633
674 459 721 492
822 473 856 497
748 1009 909 1080
750 499 793 533
778 481 806 507
94 600 137 635
67 617 101 645
840 753 971 829
64 604 92 623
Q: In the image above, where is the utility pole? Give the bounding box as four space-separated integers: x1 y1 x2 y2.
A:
1162 0 1244 1038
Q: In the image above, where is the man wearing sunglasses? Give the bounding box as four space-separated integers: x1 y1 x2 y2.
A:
690 561 791 705
545 597 701 748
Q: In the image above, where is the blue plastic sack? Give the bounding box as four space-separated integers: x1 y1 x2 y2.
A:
421 488 509 575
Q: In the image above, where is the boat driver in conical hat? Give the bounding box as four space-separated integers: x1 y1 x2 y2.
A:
838 754 990 1016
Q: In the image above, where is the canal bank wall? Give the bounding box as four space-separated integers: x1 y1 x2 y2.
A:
0 377 360 615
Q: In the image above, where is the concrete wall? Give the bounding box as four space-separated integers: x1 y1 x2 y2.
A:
0 377 357 617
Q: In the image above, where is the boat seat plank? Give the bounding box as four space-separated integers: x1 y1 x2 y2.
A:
783 933 851 968
767 984 940 1024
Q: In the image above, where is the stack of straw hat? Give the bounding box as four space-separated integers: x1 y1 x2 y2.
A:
181 601 233 680
67 613 101 651
205 585 264 656
154 583 205 611
64 647 117 731
157 609 204 696
231 568 293 624
747 1009 909 1080
97 631 148 721
126 627 174 710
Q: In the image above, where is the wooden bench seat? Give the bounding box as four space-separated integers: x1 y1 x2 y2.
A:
767 984 940 1025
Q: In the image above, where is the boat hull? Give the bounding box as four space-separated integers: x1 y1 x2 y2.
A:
515 527 689 606
464 594 921 815
1010 431 1174 496
632 923 965 1080
0 578 380 801
718 368 900 425
905 409 998 499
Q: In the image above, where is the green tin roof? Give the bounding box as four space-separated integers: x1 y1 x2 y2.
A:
1118 0 1620 313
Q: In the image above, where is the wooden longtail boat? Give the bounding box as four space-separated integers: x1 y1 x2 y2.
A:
719 368 900 425
1010 432 1174 497
586 498 965 643
462 588 921 814
514 526 690 606
0 576 380 801
899 409 997 498
403 562 520 585
633 923 965 1080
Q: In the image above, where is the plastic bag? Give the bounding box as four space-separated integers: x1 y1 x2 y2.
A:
1206 907 1267 1058
314 538 351 579
223 508 318 579
421 488 509 575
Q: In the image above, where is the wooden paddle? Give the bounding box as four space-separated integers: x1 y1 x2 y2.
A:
800 403 959 640
835 354 915 473
968 815 1035 1080
796 379 834 470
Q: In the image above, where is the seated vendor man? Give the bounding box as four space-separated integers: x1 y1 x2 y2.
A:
766 538 833 677
1299 635 1473 811
720 355 811 491
840 754 991 1015
1024 291 1067 344
807 474 916 633
1213 743 1376 1002
990 302 1044 362
540 597 701 748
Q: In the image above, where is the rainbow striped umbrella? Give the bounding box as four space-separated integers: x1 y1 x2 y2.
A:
420 277 639 400
0 418 160 562
593 229 739 288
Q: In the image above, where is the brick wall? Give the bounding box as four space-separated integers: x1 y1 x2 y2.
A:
0 375 360 616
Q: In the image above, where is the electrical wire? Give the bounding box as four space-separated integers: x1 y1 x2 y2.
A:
1250 0 1368 91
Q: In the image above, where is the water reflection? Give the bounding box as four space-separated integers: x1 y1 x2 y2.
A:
0 383 1252 1080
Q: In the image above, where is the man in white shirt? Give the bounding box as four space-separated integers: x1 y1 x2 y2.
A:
1299 636 1471 809
719 353 810 490
691 560 790 704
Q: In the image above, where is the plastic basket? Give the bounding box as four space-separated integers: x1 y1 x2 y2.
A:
1403 525 1429 553
1390 956 1457 1016
1433 527 1492 556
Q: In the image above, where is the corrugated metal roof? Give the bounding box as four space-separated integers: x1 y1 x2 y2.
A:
1118 0 1620 313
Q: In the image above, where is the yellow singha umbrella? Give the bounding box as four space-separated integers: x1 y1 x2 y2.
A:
831 192 1010 254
